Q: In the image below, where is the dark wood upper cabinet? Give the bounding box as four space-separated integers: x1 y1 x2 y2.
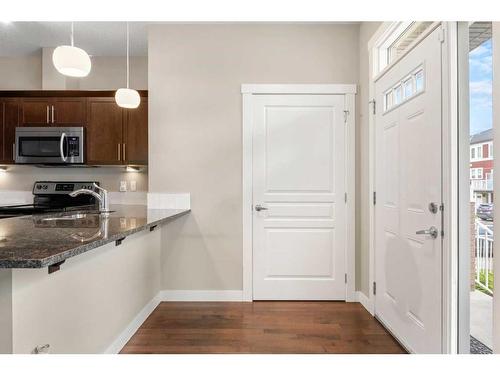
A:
86 98 124 165
20 98 86 126
53 98 86 125
1 99 20 163
20 98 52 125
0 91 148 166
124 99 148 165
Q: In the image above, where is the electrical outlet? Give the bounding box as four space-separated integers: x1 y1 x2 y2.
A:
119 181 127 192
130 180 137 191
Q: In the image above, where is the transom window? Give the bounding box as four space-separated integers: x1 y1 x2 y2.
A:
374 22 434 75
383 66 425 112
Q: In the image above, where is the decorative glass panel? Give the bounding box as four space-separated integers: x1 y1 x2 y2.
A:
403 78 414 99
385 91 393 110
415 69 424 92
394 85 402 105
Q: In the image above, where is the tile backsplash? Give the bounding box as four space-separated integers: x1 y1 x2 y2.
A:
0 165 148 193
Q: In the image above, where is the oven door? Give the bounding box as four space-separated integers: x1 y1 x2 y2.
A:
15 127 84 164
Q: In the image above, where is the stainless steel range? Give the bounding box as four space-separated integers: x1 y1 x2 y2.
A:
0 181 100 219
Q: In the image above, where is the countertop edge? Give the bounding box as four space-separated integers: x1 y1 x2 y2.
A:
1 209 190 269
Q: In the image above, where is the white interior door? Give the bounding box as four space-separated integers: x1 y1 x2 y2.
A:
375 26 443 353
252 94 347 300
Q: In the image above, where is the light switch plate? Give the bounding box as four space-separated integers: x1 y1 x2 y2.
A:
130 180 137 191
119 181 127 192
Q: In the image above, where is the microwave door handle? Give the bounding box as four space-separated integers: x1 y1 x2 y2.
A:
60 132 68 162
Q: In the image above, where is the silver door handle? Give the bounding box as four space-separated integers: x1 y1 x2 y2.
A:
60 132 67 162
46 105 50 123
416 226 438 239
255 204 268 212
52 105 55 123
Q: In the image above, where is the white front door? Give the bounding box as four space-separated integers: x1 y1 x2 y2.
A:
252 94 347 300
374 26 443 353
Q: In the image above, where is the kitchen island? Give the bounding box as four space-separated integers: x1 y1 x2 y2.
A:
0 205 190 269
0 204 190 354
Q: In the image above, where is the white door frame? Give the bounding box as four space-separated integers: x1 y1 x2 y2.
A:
241 84 357 302
367 22 460 353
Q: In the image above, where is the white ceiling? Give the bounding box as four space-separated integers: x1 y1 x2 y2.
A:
0 22 149 57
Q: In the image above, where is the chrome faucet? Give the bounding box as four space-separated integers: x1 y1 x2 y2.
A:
69 183 110 213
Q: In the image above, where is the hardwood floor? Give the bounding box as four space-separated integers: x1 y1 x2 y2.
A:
121 302 406 354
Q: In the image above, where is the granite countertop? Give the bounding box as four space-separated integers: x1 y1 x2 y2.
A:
0 205 190 269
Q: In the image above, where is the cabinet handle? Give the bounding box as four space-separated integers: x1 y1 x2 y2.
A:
123 143 126 161
117 144 121 161
52 105 55 124
46 105 49 123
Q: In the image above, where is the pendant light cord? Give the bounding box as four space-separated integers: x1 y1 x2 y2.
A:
126 22 130 89
70 22 74 46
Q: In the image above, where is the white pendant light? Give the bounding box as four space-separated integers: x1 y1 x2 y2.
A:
52 22 91 77
115 22 140 109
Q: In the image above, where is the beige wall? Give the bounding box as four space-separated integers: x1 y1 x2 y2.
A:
0 54 147 90
66 56 147 90
0 55 42 90
149 23 360 290
357 22 382 296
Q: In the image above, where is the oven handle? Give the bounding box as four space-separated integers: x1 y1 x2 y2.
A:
60 132 68 162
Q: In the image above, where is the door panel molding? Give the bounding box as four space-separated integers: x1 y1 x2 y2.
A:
241 84 356 302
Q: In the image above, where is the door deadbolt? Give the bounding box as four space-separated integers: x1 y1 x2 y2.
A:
429 202 438 214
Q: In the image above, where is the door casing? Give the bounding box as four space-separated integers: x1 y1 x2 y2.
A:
241 84 357 302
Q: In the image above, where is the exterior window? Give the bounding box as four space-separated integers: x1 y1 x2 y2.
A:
471 169 476 179
489 143 493 158
477 146 482 159
471 147 475 159
477 168 483 179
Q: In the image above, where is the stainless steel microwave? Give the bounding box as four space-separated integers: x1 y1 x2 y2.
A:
15 127 85 164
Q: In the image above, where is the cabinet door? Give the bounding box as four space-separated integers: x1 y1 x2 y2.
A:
124 99 148 164
86 98 123 165
20 98 52 125
1 99 20 163
53 98 86 125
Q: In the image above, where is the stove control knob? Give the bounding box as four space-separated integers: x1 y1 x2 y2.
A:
36 184 42 190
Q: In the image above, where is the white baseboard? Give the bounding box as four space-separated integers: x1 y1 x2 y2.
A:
356 291 374 315
160 289 243 302
104 292 161 354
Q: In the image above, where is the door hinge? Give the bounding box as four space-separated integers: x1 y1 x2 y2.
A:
373 191 376 205
344 192 347 203
369 99 376 115
373 281 377 295
438 27 445 43
439 203 444 211
343 110 349 123
345 273 348 284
